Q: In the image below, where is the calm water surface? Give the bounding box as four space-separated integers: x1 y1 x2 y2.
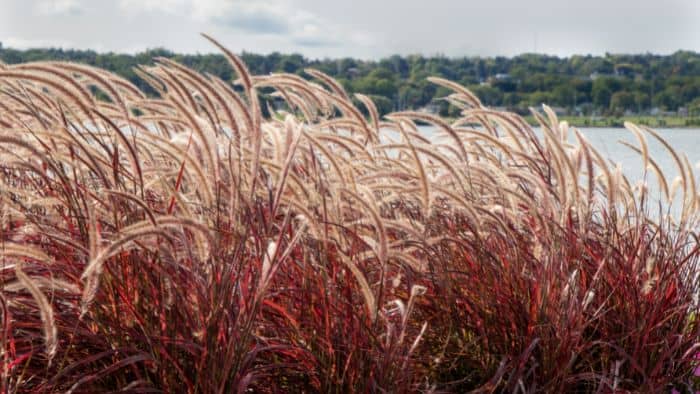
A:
573 128 700 186
418 126 700 209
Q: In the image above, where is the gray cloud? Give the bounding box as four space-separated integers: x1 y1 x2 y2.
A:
213 12 290 35
35 0 82 16
291 36 338 48
0 0 698 59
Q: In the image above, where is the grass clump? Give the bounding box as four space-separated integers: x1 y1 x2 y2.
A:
0 36 698 392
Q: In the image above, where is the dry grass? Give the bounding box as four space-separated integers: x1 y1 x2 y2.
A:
0 36 698 392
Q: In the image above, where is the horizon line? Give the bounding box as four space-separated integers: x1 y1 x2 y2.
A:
1 42 698 62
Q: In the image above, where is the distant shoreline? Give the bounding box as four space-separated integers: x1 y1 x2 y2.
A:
434 115 700 129
521 115 700 129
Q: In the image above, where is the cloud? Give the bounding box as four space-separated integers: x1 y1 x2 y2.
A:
1 0 697 59
115 0 355 48
207 4 350 48
117 0 187 14
195 1 322 39
210 3 292 34
291 22 338 47
2 36 78 49
35 0 82 16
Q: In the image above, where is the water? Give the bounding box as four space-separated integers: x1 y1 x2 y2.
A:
574 127 700 187
415 126 700 212
553 128 700 213
417 126 700 186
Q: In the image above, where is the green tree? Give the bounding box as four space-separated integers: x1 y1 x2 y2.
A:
552 85 577 107
592 82 612 110
610 91 636 113
2 45 700 116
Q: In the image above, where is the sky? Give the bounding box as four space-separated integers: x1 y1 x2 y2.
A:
1 0 700 59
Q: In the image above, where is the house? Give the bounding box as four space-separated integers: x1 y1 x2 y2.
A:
589 72 617 81
485 73 511 85
613 64 635 78
574 103 593 116
419 103 441 114
550 106 568 116
650 107 676 117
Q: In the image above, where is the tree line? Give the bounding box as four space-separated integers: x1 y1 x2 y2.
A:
2 44 699 117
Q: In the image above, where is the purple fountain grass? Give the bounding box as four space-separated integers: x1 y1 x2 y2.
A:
0 35 698 392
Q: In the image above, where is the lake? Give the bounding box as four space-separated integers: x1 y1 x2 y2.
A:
416 126 700 211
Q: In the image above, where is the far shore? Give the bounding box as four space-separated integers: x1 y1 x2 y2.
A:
424 114 700 129
521 115 700 129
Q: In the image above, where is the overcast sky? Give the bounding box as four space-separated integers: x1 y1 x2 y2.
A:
1 0 699 59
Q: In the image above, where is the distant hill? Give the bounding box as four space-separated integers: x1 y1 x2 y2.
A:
1 44 699 117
